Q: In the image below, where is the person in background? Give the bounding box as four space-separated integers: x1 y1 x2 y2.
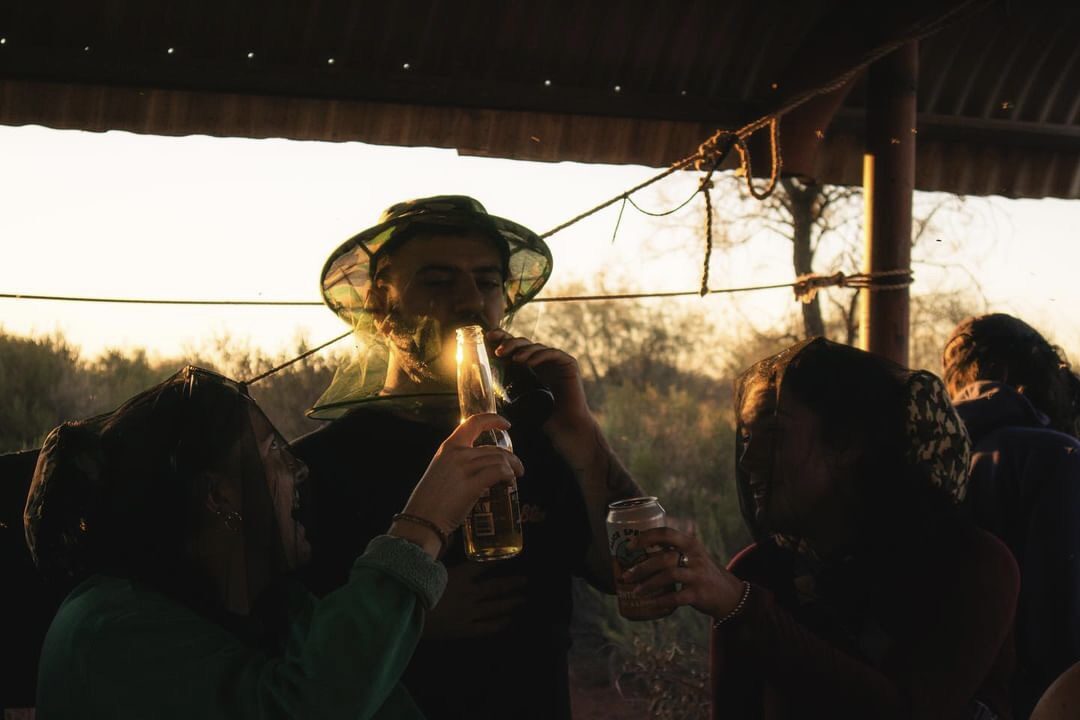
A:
944 313 1080 718
624 338 1019 719
943 313 1079 438
25 365 521 719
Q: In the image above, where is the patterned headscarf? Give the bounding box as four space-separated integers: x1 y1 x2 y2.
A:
904 371 969 502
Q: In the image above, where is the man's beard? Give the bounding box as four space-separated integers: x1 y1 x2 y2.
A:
376 309 447 385
376 307 493 387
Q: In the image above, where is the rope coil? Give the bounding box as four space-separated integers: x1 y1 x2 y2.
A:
696 140 732 296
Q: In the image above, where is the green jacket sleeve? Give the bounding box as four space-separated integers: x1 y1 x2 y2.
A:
37 535 446 720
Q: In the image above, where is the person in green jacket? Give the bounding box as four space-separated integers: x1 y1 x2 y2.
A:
23 365 522 719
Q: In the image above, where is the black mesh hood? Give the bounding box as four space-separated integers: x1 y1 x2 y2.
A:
733 338 970 547
23 367 301 610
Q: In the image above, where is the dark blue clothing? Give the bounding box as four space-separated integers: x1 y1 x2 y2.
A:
291 401 592 720
954 381 1080 718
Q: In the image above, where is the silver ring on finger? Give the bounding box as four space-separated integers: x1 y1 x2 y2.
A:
677 552 690 569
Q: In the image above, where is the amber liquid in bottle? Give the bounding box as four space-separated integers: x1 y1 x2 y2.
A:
457 326 523 561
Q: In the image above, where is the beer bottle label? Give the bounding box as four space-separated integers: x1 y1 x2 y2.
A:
472 511 496 537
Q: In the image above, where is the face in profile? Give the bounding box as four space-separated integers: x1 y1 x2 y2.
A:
369 232 508 384
190 404 311 615
247 405 311 571
737 382 778 526
738 382 837 537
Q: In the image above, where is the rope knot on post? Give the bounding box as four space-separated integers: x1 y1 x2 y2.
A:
792 268 914 305
793 272 848 304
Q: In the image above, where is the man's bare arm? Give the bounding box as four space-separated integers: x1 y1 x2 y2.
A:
488 329 644 593
547 419 644 592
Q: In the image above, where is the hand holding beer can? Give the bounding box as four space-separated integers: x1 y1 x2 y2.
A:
607 497 675 621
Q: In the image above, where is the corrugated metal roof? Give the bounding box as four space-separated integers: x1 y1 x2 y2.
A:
0 0 1076 198
845 0 1080 197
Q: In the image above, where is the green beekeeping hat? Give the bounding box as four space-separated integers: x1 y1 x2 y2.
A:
320 195 553 331
311 196 553 418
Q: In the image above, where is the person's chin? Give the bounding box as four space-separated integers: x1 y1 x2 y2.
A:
754 496 790 535
754 509 776 535
749 481 769 518
763 508 804 538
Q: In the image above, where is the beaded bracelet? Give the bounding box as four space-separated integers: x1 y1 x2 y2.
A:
391 513 450 557
713 581 752 627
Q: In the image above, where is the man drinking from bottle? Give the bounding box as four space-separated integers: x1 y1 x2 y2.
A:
293 196 642 720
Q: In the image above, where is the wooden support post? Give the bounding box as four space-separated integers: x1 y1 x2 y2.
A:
859 42 917 366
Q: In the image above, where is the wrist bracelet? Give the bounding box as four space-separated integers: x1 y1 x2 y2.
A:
713 581 752 627
391 513 450 557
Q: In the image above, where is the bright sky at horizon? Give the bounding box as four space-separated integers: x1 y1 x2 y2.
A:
2 124 1079 367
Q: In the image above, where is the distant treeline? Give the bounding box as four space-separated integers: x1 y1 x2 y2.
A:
0 330 336 454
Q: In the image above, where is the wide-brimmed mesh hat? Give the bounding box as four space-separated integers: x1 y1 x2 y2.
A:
321 195 552 331
311 196 553 418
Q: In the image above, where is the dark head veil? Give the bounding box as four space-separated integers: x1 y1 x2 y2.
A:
733 338 970 548
24 366 303 614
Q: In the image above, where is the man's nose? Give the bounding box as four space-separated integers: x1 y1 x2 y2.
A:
453 275 486 313
738 441 770 476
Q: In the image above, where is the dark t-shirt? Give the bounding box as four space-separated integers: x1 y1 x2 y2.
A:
292 401 592 720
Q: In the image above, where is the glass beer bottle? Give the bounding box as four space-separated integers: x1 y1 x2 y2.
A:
456 325 523 561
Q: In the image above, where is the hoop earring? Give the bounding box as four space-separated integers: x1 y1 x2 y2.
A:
216 509 243 532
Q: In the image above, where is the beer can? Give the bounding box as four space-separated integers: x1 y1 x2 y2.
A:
607 496 675 621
